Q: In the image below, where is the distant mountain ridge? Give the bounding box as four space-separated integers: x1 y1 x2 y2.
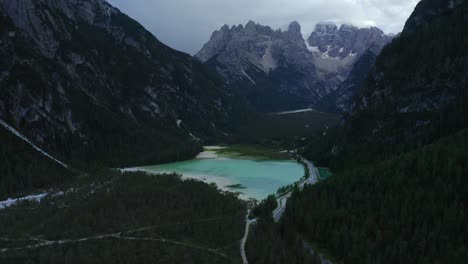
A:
307 23 392 108
196 20 392 112
196 21 318 112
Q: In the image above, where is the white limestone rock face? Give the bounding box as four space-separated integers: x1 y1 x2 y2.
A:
307 23 392 98
196 21 392 112
197 21 320 111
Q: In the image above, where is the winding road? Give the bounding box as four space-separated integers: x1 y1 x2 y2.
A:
273 157 319 222
240 210 256 264
240 157 322 263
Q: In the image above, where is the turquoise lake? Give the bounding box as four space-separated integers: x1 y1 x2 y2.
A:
139 153 304 200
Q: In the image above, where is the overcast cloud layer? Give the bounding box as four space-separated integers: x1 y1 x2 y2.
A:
108 0 420 55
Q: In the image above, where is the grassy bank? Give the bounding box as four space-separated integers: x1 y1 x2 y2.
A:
317 167 332 180
236 109 340 143
212 144 291 160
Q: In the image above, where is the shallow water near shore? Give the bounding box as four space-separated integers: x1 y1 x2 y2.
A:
139 147 304 200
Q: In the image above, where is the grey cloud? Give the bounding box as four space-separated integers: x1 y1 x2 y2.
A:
108 0 420 55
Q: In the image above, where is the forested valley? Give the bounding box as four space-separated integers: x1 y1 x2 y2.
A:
0 171 246 263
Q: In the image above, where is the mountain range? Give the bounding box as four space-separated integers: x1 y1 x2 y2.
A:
196 20 392 112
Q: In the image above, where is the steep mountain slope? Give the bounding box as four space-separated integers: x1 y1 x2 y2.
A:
316 48 379 113
304 0 467 166
197 21 391 112
249 1 468 263
0 124 72 198
287 130 468 264
0 0 248 175
345 0 468 157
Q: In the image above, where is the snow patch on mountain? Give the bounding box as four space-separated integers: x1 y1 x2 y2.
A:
241 68 256 84
0 193 48 209
260 40 277 72
0 119 69 169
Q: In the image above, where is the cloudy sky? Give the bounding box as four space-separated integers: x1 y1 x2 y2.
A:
108 0 420 55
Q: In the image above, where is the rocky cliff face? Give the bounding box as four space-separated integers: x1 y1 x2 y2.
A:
0 0 247 168
197 21 319 112
307 23 391 59
306 23 392 99
197 21 392 112
317 49 379 113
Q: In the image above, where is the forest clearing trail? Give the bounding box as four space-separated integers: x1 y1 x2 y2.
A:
240 210 256 264
0 216 237 259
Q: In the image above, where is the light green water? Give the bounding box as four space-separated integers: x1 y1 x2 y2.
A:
139 155 304 200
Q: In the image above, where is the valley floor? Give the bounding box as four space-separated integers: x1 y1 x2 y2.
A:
0 139 337 264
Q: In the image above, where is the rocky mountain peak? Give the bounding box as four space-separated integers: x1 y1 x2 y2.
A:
339 24 357 31
221 24 230 31
245 20 257 30
196 21 393 112
308 23 391 59
234 24 244 31
315 22 338 34
288 21 301 33
287 21 303 43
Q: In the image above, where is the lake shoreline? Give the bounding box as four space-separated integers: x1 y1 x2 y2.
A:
120 166 246 198
123 145 304 201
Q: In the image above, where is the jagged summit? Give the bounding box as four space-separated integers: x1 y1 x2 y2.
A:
288 21 301 31
245 20 257 30
314 22 338 34
196 20 303 63
221 24 230 31
307 23 391 58
195 20 317 111
287 21 304 43
196 20 392 112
